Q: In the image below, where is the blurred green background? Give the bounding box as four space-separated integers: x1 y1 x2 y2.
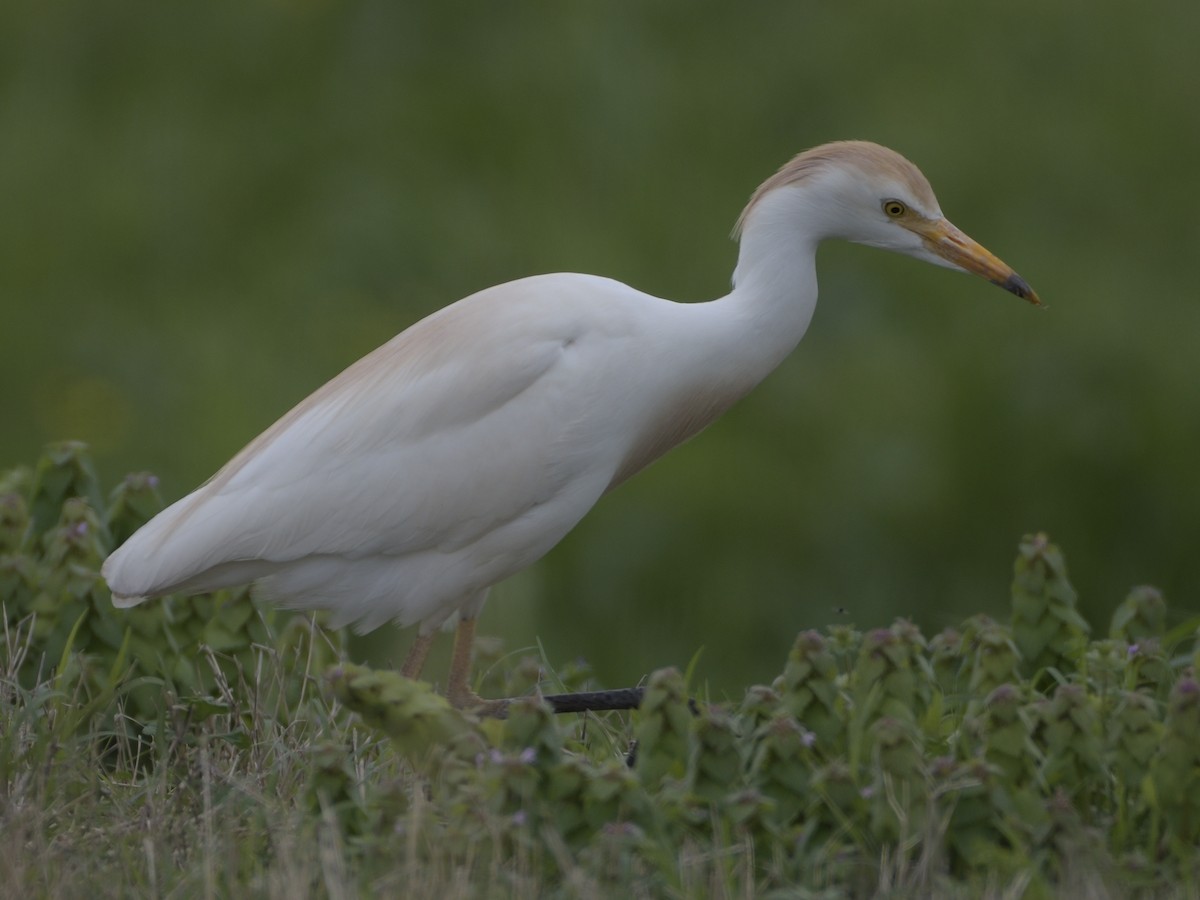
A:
2 2 1197 694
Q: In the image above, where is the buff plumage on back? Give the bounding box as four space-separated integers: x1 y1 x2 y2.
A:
733 141 938 239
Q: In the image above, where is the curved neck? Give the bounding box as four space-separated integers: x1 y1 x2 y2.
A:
717 192 824 380
606 204 826 488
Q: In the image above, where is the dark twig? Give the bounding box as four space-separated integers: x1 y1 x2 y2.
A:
542 687 646 713
492 686 701 716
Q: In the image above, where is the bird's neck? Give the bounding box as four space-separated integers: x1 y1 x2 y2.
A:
717 213 822 383
604 216 824 489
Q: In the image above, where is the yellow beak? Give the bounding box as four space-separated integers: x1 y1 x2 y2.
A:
910 218 1042 306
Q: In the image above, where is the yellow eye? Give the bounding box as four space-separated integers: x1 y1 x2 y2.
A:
883 200 907 218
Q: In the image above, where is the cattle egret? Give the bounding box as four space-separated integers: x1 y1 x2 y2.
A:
103 141 1039 712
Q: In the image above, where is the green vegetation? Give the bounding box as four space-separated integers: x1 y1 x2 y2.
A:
4 443 1200 897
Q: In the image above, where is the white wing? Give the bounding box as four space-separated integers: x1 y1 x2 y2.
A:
103 273 703 631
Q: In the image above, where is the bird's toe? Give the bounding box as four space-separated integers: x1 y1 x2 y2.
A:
446 686 509 719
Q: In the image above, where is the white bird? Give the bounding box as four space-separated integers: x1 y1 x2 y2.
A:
103 141 1039 711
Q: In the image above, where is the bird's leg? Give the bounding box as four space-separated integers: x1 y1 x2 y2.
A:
400 630 437 679
445 616 506 716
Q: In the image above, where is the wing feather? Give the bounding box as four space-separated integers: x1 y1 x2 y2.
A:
101 270 737 631
103 275 627 600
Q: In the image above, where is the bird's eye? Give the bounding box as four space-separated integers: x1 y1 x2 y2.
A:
883 200 907 218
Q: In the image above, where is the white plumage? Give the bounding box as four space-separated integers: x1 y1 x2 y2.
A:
102 141 1038 708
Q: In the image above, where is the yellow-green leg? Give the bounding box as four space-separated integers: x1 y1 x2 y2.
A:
400 630 436 679
446 616 506 716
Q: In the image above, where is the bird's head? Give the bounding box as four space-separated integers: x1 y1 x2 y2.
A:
735 140 1040 305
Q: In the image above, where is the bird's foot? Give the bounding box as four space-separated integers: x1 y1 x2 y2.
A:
446 685 509 719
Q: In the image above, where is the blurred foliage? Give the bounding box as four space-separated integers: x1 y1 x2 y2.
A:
1 2 1197 691
6 443 1200 894
331 539 1200 895
1 442 344 741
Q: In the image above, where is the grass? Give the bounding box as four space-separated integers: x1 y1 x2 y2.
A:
4 442 1200 898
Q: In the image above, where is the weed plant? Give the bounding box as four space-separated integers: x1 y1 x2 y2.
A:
3 442 1199 897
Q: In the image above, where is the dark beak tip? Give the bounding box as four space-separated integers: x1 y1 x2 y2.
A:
1001 272 1042 307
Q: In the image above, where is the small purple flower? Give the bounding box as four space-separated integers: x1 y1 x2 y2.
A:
148 475 160 489
70 521 89 538
511 810 527 826
859 786 875 799
1127 644 1140 657
519 747 537 765
489 749 504 765
800 730 816 748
